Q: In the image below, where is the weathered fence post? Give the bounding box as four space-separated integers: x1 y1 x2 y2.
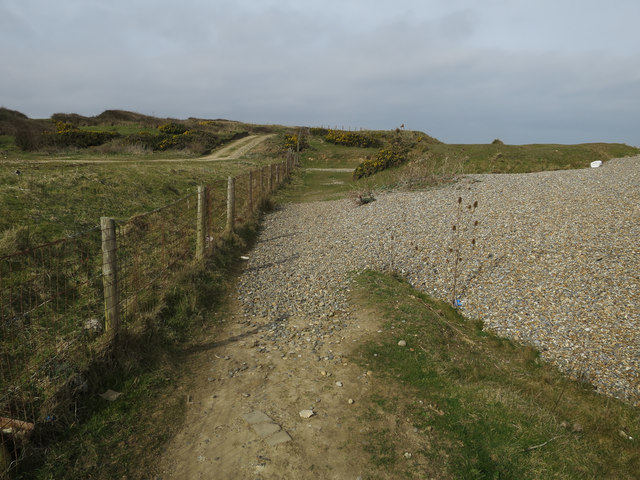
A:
275 164 280 186
196 185 206 261
256 168 263 208
270 164 275 192
248 171 254 213
226 176 236 234
207 186 214 251
101 217 120 336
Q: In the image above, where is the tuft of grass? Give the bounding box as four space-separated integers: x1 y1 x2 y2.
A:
352 270 640 480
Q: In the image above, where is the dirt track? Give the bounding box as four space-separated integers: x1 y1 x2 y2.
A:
8 134 274 164
201 134 275 161
156 298 411 479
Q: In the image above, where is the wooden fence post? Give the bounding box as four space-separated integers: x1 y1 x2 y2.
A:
275 164 280 186
207 186 214 251
248 171 254 213
101 217 120 336
270 164 275 192
196 185 206 261
257 168 263 205
226 176 235 233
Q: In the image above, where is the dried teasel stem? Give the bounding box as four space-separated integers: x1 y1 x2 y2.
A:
448 195 479 306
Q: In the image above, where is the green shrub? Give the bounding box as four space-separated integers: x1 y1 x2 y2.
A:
158 123 189 135
353 142 409 179
283 134 308 151
309 127 329 137
14 124 47 150
42 122 120 149
325 129 382 148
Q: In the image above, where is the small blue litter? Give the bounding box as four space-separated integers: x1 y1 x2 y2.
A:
454 299 463 307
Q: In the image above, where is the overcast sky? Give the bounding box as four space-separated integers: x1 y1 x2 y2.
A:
2 0 640 145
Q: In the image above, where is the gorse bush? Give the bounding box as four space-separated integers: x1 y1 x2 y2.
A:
44 122 119 149
325 129 382 148
283 134 309 151
158 122 189 135
353 141 409 179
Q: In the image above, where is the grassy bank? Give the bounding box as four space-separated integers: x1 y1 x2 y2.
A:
352 270 639 479
18 222 261 480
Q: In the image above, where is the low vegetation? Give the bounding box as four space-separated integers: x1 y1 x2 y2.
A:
2 109 639 478
353 270 639 479
0 107 285 157
277 129 639 205
19 226 260 479
0 109 293 245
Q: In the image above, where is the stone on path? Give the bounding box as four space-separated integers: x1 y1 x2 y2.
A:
243 410 292 446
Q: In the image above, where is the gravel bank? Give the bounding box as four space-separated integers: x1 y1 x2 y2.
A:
238 156 640 405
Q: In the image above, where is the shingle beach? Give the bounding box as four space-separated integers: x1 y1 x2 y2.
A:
238 156 640 405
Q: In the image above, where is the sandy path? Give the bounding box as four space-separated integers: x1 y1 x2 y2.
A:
156 298 421 479
201 134 275 161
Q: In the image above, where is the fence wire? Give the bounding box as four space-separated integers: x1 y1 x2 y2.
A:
115 192 198 325
0 157 295 476
1 227 103 471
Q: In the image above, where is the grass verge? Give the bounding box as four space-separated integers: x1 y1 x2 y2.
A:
352 270 639 479
17 223 260 480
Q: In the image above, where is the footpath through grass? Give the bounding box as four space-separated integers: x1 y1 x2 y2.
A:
352 271 639 479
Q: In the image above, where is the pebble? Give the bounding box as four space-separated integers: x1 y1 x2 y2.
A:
398 340 407 347
299 409 315 419
237 156 640 406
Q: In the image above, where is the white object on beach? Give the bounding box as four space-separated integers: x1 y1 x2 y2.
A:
590 160 602 168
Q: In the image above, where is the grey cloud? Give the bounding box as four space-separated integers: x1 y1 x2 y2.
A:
1 1 639 146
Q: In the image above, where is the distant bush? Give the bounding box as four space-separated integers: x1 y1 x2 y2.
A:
158 122 189 135
15 124 47 150
125 129 249 154
353 141 409 179
95 110 159 126
43 122 119 149
325 129 382 148
51 113 97 127
2 108 54 150
309 127 329 137
283 133 309 151
492 138 504 145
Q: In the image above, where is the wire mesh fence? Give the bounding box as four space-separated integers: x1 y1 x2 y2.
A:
1 227 103 473
0 155 295 477
114 192 198 327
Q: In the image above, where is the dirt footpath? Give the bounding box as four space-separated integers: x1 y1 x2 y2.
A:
201 135 275 161
157 296 428 480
